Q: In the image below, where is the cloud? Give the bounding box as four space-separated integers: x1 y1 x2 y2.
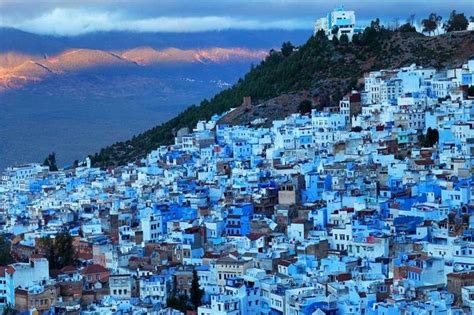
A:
1 1 472 36
0 8 312 36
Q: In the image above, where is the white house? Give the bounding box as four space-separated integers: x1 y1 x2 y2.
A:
314 6 357 41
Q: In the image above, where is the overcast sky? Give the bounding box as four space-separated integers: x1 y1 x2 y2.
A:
0 0 472 36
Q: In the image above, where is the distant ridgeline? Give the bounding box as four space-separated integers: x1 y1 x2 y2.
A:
90 22 474 168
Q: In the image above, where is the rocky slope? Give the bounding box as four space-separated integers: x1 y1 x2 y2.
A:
217 30 474 126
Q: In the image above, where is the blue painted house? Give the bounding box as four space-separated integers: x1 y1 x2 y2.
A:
225 203 254 236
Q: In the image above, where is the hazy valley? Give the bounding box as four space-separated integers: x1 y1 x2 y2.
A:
0 28 309 169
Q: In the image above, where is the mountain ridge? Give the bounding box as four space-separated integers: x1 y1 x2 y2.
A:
0 47 268 92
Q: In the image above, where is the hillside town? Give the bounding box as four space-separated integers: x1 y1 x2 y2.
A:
0 55 474 314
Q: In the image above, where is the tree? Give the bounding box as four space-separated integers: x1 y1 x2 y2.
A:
331 35 339 45
190 269 204 309
39 237 56 269
331 26 339 35
444 10 468 32
468 86 474 97
2 303 15 315
361 19 382 46
351 33 361 45
339 33 349 45
167 275 188 312
55 231 77 268
171 274 178 297
427 128 439 146
0 235 14 265
422 13 442 35
42 152 58 172
419 127 439 147
407 14 416 27
370 18 382 32
281 41 295 57
298 100 312 115
314 29 327 41
166 295 188 313
39 231 77 269
398 23 416 33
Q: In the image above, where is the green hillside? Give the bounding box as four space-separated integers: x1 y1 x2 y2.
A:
90 22 474 167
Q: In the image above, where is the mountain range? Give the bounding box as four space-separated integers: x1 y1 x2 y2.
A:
0 47 268 92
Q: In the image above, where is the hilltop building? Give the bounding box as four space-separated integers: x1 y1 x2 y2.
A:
314 6 358 41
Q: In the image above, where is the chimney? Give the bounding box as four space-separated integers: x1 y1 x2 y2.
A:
242 96 252 108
